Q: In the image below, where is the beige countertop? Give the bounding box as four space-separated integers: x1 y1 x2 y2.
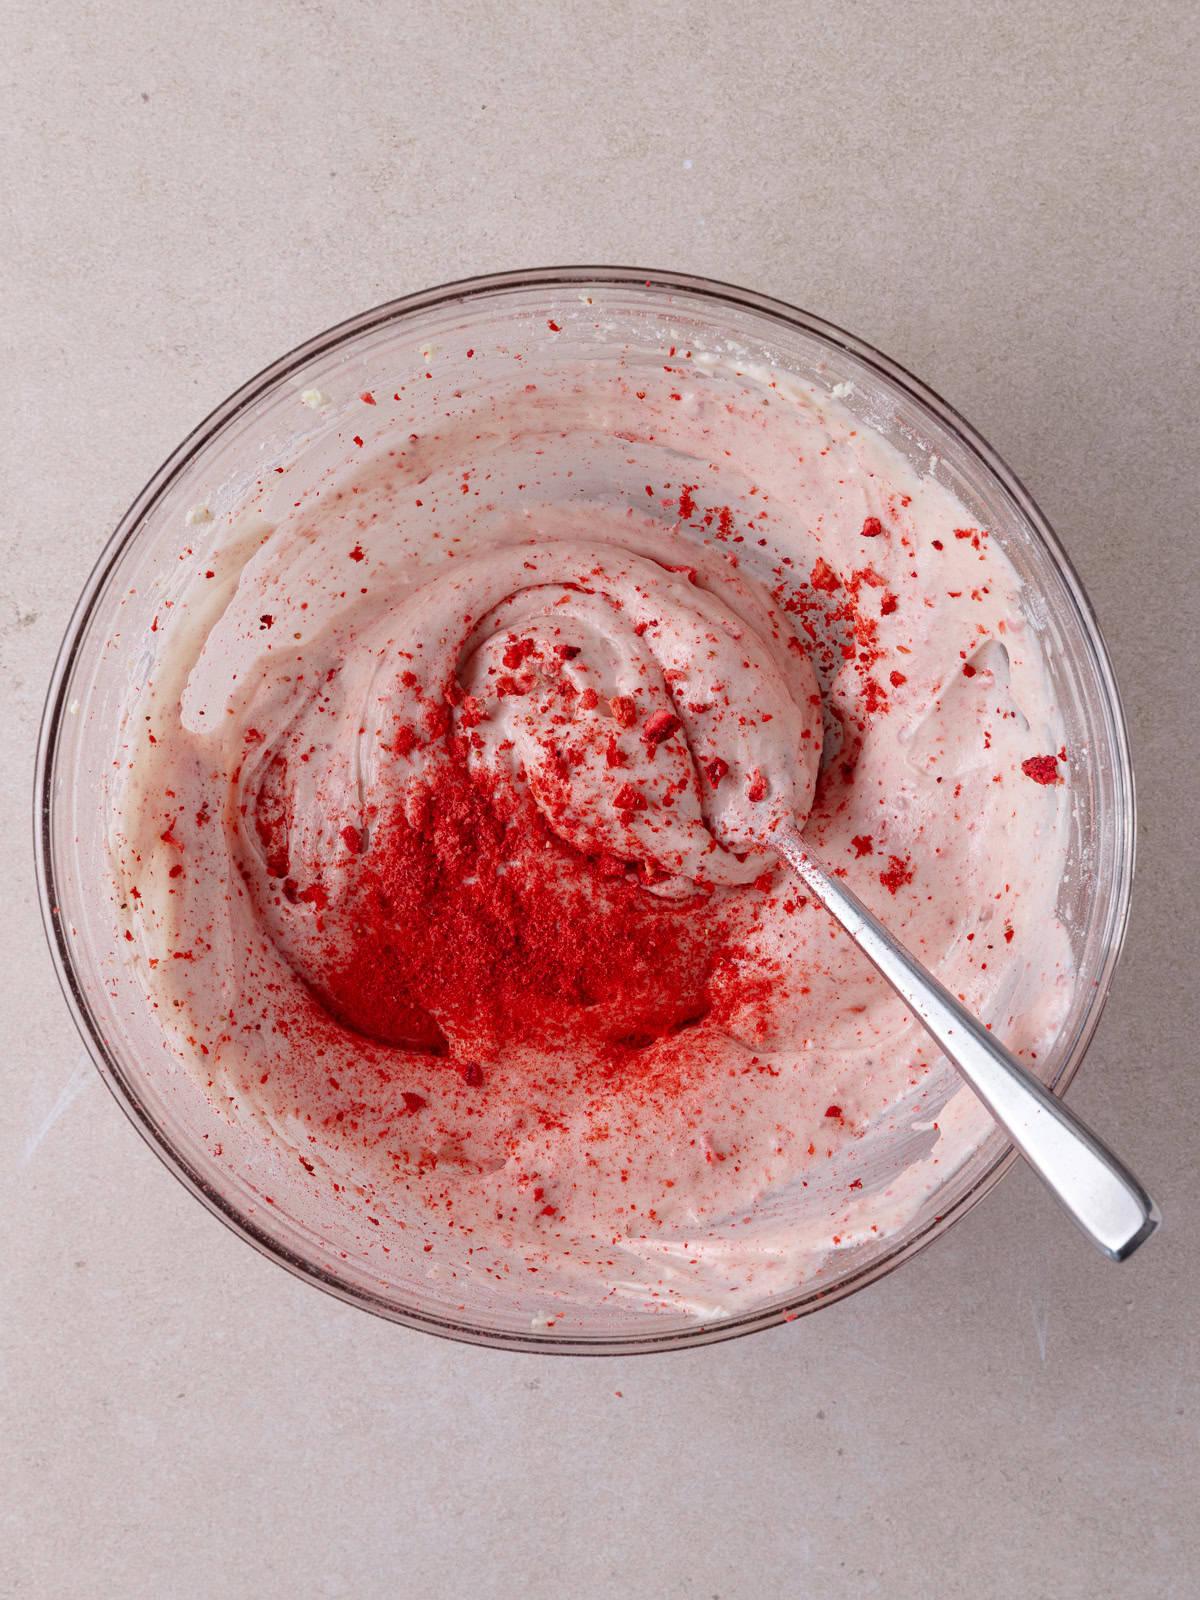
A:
3 2 1197 1595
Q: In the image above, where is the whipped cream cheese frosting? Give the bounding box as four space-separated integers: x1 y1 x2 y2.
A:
109 356 1073 1319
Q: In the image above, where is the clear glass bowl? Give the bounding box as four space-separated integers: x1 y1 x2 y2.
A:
36 268 1134 1352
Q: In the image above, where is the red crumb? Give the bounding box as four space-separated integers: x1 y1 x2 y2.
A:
643 710 682 749
879 855 914 895
1021 755 1062 785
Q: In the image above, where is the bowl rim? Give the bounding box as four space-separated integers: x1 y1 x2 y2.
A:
34 265 1136 1354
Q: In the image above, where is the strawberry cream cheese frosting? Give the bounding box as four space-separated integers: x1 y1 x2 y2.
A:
108 357 1073 1319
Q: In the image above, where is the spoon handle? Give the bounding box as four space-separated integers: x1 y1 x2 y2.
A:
775 826 1160 1260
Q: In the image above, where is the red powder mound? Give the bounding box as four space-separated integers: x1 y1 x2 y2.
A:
257 755 725 1065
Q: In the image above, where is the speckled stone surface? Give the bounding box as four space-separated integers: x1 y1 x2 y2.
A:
3 3 1197 1595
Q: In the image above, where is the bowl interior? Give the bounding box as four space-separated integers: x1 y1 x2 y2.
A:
38 269 1133 1351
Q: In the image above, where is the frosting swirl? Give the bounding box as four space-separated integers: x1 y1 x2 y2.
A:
237 536 821 890
230 535 820 1054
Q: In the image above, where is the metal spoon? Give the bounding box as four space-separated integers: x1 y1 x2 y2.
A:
774 823 1160 1260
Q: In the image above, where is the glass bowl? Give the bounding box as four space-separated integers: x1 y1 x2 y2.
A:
36 268 1134 1352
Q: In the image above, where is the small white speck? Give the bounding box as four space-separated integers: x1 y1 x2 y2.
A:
682 158 693 170
300 388 331 409
185 504 213 526
421 344 439 362
831 381 855 399
531 1312 560 1331
68 698 80 715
